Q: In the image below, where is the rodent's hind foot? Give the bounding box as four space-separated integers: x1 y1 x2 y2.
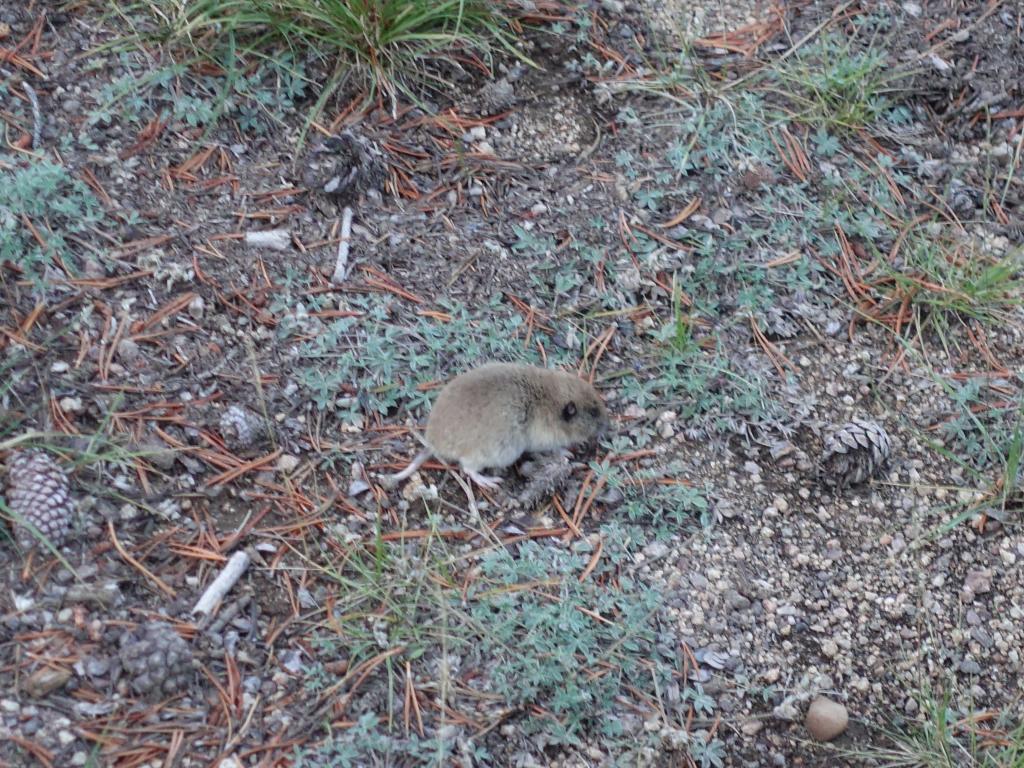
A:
465 468 503 490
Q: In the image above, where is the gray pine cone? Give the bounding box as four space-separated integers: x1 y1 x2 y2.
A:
119 622 196 698
303 130 386 203
4 450 75 550
820 419 892 488
516 456 575 508
219 405 265 450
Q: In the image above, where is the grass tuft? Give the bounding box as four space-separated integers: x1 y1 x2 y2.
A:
885 235 1024 331
133 0 525 123
774 32 902 131
837 686 1024 768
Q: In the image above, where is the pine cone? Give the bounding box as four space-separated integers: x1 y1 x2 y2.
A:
219 405 265 450
119 622 196 698
4 450 75 550
303 129 386 203
820 419 891 488
516 456 575 508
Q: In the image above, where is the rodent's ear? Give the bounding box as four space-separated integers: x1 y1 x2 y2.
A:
561 401 577 421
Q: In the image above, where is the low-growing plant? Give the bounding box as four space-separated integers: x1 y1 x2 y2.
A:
88 50 311 134
0 159 106 286
592 458 712 533
292 516 721 763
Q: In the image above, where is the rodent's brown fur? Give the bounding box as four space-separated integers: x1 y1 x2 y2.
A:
389 363 609 488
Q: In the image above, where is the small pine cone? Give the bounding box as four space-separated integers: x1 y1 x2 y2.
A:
4 450 75 550
820 419 892 488
304 129 386 203
219 405 265 450
516 456 575 508
119 622 196 698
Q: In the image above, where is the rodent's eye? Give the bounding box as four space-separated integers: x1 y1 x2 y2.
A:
588 406 600 418
562 402 577 421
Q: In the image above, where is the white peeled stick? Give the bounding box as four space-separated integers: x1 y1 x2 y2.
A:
192 550 251 617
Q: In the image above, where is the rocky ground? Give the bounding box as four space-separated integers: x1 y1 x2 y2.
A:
1 0 1022 766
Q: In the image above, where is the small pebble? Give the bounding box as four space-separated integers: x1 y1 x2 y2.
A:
805 696 849 741
276 454 301 473
59 396 84 413
26 667 72 698
188 295 205 320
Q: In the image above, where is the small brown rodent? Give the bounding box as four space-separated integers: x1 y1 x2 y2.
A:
389 362 609 489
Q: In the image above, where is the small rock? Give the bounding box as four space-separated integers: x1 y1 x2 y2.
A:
59 396 84 413
139 438 177 470
725 590 750 611
805 696 849 741
963 569 992 596
479 79 514 112
959 658 982 675
773 698 800 721
117 338 142 364
689 572 709 589
277 454 301 473
1 699 21 713
622 403 646 419
188 295 205 320
901 1 921 16
26 666 72 698
643 541 669 559
85 656 111 676
348 479 371 496
927 53 952 74
740 718 764 736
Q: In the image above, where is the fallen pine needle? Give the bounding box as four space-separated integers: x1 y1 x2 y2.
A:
107 520 176 598
579 537 603 582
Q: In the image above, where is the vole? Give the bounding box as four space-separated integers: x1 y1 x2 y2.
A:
388 362 610 490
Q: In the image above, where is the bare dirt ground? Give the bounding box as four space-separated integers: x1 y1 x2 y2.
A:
1 0 1022 766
